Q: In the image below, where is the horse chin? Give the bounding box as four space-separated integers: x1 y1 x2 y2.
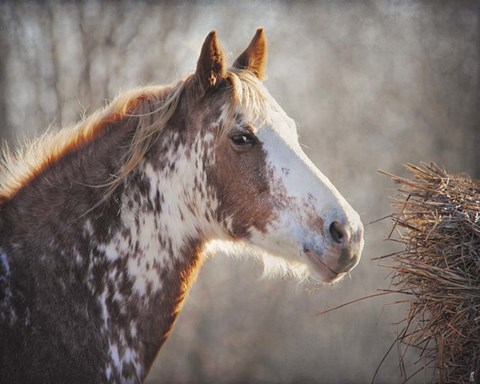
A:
303 250 347 284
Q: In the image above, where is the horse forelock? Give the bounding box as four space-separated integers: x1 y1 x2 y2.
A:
222 70 270 132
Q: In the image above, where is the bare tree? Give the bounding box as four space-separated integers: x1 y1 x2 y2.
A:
0 5 11 141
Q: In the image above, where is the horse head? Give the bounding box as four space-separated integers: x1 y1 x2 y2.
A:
171 30 364 283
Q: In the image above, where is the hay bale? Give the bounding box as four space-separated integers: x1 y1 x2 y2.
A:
384 162 480 384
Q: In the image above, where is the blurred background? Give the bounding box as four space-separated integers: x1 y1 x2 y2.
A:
1 1 479 383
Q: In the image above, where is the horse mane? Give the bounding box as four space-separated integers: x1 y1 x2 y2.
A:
0 81 187 205
0 70 269 206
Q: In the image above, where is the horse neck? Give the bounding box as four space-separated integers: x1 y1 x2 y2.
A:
89 126 222 381
1 115 221 381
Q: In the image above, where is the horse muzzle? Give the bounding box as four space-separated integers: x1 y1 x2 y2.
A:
303 219 364 283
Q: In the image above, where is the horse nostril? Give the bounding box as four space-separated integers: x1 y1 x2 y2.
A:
329 221 348 244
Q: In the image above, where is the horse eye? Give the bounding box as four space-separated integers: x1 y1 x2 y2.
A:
230 132 256 148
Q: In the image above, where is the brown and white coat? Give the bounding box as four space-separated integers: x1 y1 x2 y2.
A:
0 30 363 383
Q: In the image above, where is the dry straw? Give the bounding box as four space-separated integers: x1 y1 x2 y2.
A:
381 162 480 383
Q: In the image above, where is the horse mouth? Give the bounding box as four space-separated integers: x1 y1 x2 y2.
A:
302 248 346 283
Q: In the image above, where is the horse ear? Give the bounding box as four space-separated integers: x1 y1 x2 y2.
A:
196 31 226 92
233 28 267 80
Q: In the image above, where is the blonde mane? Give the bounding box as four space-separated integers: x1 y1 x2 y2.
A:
0 70 269 205
0 79 188 204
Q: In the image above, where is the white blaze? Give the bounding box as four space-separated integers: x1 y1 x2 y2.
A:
243 85 363 278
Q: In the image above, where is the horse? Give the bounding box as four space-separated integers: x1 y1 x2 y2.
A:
0 29 364 383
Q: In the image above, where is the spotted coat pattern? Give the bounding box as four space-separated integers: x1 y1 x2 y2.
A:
0 30 364 384
0 87 236 383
